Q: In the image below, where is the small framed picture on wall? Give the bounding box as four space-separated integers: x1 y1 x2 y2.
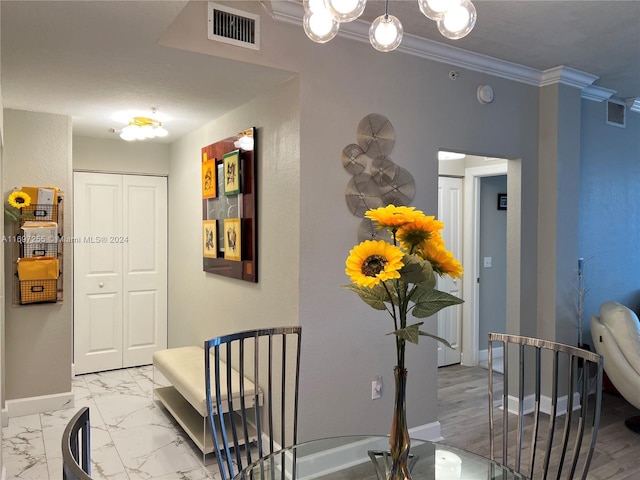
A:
223 150 241 196
203 220 217 258
223 218 242 261
202 155 217 199
497 193 507 210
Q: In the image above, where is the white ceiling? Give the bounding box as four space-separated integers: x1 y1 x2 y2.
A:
2 1 638 143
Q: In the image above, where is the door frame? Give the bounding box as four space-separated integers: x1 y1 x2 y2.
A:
461 163 508 366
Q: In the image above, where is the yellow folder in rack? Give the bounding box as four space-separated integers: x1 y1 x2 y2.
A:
17 257 59 281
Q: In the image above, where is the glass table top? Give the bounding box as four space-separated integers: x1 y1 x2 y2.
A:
233 435 528 480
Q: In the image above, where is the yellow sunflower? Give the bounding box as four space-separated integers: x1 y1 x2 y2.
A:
365 205 425 230
422 242 464 279
397 215 445 253
7 191 31 209
345 240 404 288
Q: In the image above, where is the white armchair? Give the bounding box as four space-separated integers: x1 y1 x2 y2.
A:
591 301 640 433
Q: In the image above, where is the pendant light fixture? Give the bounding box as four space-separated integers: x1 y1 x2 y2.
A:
303 0 476 51
369 0 403 52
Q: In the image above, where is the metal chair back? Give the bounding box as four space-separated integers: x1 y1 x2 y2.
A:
488 333 603 480
205 326 302 480
61 407 92 480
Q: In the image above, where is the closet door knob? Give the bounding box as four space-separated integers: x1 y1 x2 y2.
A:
99 282 104 288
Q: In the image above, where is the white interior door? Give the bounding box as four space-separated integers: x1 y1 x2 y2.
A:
122 175 167 368
74 172 167 374
437 176 463 367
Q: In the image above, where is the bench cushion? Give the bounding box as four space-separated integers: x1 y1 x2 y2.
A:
153 346 260 417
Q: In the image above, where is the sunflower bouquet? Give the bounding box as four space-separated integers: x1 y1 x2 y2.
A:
5 190 33 223
343 205 463 370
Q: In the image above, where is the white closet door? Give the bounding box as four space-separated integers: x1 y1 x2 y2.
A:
122 175 167 368
437 176 463 367
74 172 167 374
74 173 124 374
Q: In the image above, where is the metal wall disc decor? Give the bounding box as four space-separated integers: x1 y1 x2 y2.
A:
357 218 393 243
357 113 395 159
378 167 416 206
342 144 367 175
371 155 398 184
342 113 417 241
345 173 384 216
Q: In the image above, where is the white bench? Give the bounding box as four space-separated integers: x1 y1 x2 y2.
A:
153 346 263 455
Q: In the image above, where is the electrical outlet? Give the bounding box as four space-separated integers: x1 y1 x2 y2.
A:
371 376 382 400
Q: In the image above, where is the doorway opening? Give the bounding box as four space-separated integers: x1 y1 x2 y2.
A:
437 152 513 369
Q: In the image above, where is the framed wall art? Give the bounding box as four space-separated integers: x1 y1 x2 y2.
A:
202 155 217 199
203 220 217 258
223 218 241 261
223 150 241 195
497 193 507 210
201 127 257 282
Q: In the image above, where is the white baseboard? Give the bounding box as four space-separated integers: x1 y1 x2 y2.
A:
506 392 581 416
408 421 442 442
1 407 9 427
478 346 503 363
1 465 6 480
4 391 74 419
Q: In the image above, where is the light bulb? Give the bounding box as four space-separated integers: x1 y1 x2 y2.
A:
326 0 367 23
437 0 476 39
418 0 462 21
369 14 403 52
303 11 339 43
303 0 329 14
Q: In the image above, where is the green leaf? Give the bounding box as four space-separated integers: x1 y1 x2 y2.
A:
342 283 390 310
412 289 463 318
418 330 454 349
389 323 423 344
417 261 436 289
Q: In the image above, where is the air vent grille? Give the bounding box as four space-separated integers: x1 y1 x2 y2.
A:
208 2 260 50
606 99 626 128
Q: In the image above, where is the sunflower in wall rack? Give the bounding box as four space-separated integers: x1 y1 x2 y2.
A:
5 190 32 222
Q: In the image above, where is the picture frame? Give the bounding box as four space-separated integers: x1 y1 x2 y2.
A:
202 155 217 199
497 193 507 210
203 220 217 258
223 150 241 196
223 218 242 261
201 127 257 282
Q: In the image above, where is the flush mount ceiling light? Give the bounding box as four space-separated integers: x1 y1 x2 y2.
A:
118 107 169 141
438 151 466 160
303 0 476 52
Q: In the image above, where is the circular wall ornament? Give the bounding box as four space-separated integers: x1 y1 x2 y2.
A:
345 173 384 216
357 113 395 159
378 167 415 206
357 217 392 243
371 155 398 184
341 144 367 175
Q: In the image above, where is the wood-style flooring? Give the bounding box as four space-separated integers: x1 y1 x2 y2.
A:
437 364 640 480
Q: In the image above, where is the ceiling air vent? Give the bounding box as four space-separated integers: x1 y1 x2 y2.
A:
208 2 260 50
606 99 626 128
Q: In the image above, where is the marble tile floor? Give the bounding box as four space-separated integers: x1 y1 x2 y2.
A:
3 365 226 480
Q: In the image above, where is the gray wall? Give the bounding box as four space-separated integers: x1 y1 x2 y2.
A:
3 109 73 401
73 136 171 175
579 99 640 343
478 175 507 350
162 1 541 442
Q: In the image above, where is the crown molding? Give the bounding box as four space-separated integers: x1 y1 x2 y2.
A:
271 0 627 107
626 98 640 113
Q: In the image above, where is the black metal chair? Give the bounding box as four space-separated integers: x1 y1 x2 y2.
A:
205 326 302 480
61 407 92 480
488 333 603 480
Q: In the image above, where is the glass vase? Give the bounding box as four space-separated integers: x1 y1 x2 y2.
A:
388 366 411 480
